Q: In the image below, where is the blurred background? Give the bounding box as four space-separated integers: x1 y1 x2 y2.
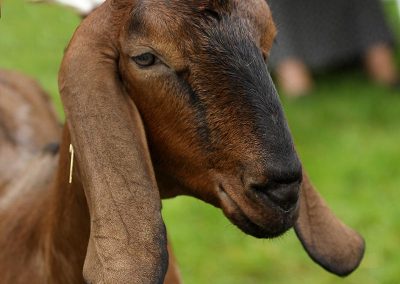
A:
0 0 399 283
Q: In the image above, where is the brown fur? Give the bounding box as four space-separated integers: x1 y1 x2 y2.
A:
1 0 364 283
0 71 181 284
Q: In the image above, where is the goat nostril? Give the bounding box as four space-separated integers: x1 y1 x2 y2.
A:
252 181 300 211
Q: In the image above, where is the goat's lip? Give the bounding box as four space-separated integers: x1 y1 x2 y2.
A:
217 185 298 239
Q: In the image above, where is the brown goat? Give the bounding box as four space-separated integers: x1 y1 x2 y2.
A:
0 70 60 191
1 0 364 283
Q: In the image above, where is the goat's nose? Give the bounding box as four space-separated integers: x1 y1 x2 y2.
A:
250 179 301 212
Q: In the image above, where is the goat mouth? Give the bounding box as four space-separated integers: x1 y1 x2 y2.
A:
217 185 298 239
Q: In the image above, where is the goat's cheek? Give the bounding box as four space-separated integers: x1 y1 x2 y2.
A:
121 66 208 177
121 69 152 102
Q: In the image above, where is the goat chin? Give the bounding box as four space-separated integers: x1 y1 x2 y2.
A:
217 182 299 239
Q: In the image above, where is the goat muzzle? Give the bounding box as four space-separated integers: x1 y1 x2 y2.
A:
216 174 300 239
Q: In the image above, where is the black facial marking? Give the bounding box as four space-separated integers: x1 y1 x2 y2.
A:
176 71 212 150
203 8 221 21
187 17 299 168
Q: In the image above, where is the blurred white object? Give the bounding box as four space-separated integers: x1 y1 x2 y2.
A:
33 0 105 15
397 0 400 19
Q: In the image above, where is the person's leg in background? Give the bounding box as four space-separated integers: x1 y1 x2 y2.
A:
365 43 399 86
354 0 399 87
275 58 313 98
267 0 316 97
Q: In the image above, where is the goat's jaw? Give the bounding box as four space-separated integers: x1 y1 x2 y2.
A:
217 183 299 239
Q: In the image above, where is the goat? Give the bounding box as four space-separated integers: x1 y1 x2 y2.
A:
0 70 60 192
0 0 365 283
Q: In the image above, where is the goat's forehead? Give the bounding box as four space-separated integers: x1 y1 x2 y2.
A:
124 0 275 56
127 0 271 34
134 0 230 13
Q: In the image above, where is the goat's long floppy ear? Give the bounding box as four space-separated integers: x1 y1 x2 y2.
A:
294 173 365 276
59 2 168 283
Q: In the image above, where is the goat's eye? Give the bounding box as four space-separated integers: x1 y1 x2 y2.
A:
132 53 157 67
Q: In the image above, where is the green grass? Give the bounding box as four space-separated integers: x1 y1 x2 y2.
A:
0 0 80 115
1 1 400 283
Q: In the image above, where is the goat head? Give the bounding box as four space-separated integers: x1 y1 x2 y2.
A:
59 0 364 282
